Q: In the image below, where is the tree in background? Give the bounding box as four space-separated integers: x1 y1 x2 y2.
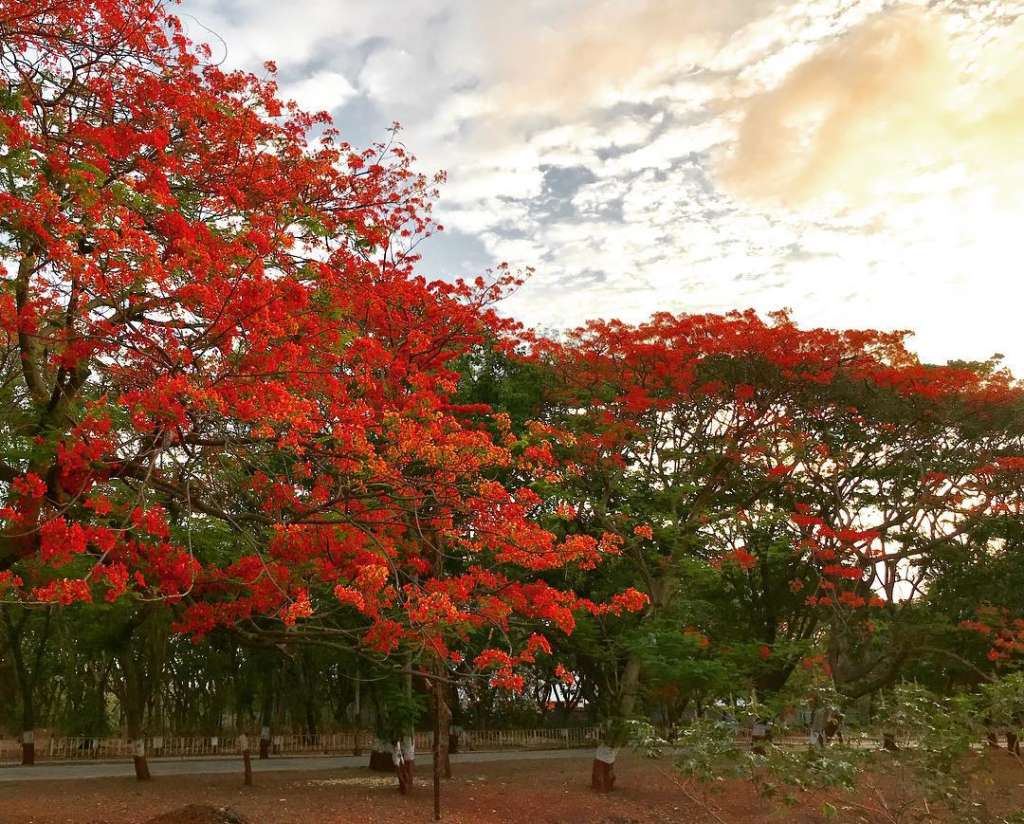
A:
522 310 1024 788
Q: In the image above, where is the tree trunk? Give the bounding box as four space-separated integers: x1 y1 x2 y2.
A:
369 738 395 771
352 671 362 756
113 606 167 782
238 734 252 786
19 680 35 766
396 654 415 793
590 653 639 792
395 737 415 794
618 655 642 717
258 670 274 759
2 606 49 767
436 681 452 779
132 738 151 781
21 730 34 766
433 680 442 821
591 746 617 792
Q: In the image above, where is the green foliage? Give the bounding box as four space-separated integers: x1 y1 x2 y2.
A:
755 746 861 804
671 679 1024 823
370 677 425 742
601 716 665 756
981 671 1024 734
675 717 748 782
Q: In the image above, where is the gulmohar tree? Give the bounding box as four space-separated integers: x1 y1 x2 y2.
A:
0 0 642 785
522 311 1024 790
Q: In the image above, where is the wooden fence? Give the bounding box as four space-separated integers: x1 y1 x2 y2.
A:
0 726 603 764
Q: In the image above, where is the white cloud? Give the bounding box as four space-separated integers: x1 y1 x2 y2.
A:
281 71 357 114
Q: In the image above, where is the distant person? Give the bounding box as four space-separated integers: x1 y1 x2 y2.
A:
985 716 1000 748
824 713 845 745
809 705 827 747
1007 714 1021 756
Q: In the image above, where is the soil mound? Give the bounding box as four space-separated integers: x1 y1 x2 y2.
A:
144 805 251 824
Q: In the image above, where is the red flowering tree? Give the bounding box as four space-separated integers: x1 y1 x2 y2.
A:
530 310 1024 789
0 0 642 782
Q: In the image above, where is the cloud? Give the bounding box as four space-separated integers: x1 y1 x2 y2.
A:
719 9 1024 209
481 0 770 117
281 71 358 114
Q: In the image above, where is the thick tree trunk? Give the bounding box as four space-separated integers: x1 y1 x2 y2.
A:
590 653 640 792
123 691 149 780
369 737 395 771
591 746 617 792
125 687 150 780
394 737 415 794
132 739 151 781
21 730 34 766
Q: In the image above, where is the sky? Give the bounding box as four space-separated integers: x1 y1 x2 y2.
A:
178 0 1024 373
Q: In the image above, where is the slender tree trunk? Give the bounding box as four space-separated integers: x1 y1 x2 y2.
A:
432 676 442 821
352 668 362 756
258 677 273 760
20 697 35 766
400 656 415 792
114 609 167 781
240 734 253 786
2 607 47 766
437 679 452 779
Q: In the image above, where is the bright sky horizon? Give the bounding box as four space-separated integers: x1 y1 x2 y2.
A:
180 0 1024 374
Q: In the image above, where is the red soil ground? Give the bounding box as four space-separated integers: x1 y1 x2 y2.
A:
1 752 1022 823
